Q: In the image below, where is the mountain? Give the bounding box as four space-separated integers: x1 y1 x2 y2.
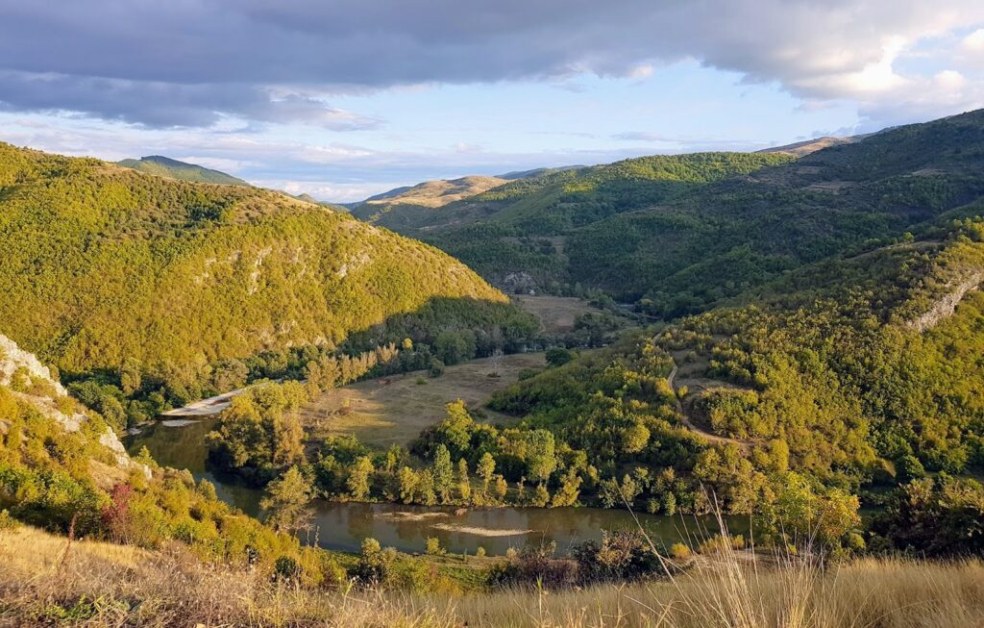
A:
757 135 859 157
351 175 512 229
0 142 530 426
118 155 250 186
355 109 984 311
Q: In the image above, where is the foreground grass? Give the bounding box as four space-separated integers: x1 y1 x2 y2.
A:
1 525 982 627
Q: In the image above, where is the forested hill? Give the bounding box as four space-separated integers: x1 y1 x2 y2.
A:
117 155 250 186
358 109 984 314
355 152 792 235
484 218 984 534
0 143 528 424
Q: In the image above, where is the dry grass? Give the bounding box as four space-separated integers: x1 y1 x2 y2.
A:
300 353 545 447
0 526 454 627
2 525 982 627
434 554 984 627
512 295 615 334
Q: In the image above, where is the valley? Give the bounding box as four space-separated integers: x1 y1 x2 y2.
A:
2 110 984 627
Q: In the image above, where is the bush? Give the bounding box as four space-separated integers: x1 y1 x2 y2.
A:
429 358 445 378
0 509 19 530
273 555 301 582
669 543 691 560
425 537 445 556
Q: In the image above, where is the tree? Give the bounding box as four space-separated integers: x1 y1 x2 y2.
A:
551 469 582 507
347 456 375 501
493 474 508 501
119 359 142 396
545 347 573 367
418 469 437 505
438 400 474 457
260 466 312 533
457 458 472 503
532 483 550 507
433 445 454 504
525 430 557 483
478 452 496 497
756 472 860 550
397 466 419 504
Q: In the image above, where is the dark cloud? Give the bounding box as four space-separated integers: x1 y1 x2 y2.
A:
0 0 981 127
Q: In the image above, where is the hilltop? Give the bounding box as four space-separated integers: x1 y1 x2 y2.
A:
0 142 534 427
351 109 984 313
117 155 250 186
757 135 859 157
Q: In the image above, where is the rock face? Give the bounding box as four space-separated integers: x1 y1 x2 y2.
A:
0 334 67 396
0 333 149 479
907 272 983 332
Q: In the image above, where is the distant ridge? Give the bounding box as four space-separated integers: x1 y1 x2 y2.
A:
362 175 509 209
758 136 860 157
118 155 250 186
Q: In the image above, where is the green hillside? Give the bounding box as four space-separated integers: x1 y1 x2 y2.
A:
481 219 984 527
361 111 984 315
118 155 250 186
0 143 533 425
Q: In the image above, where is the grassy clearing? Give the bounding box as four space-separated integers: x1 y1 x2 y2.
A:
2 525 982 627
512 295 610 334
300 352 546 447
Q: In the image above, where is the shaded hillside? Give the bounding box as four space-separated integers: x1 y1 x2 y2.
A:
358 152 793 292
118 155 250 186
0 143 530 420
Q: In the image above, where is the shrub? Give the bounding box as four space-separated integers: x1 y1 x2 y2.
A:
669 543 691 560
425 537 445 556
0 509 19 530
273 555 301 582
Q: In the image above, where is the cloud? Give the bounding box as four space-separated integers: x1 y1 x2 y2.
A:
0 1 981 128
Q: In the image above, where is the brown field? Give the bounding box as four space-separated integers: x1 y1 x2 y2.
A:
299 352 546 447
512 295 611 334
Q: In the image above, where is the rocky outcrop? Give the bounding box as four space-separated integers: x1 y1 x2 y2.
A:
0 333 149 479
0 334 67 396
907 272 983 332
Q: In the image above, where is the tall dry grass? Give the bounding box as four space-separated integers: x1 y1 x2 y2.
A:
1 525 982 627
436 553 984 627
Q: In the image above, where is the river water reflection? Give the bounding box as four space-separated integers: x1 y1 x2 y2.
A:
126 418 745 555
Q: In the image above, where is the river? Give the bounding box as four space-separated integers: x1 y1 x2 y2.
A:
125 418 745 555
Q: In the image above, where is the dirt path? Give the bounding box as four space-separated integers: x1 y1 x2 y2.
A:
667 364 752 451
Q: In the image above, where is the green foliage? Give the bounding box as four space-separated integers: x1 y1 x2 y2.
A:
480 221 984 550
260 466 313 533
0 142 529 416
117 156 250 186
206 381 307 484
870 476 984 557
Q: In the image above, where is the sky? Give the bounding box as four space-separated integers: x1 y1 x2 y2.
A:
0 1 982 202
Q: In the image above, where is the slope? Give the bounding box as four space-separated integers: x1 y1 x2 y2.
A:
358 110 984 311
566 109 984 313
371 152 794 291
0 143 529 424
485 219 984 517
352 175 512 231
117 155 250 186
